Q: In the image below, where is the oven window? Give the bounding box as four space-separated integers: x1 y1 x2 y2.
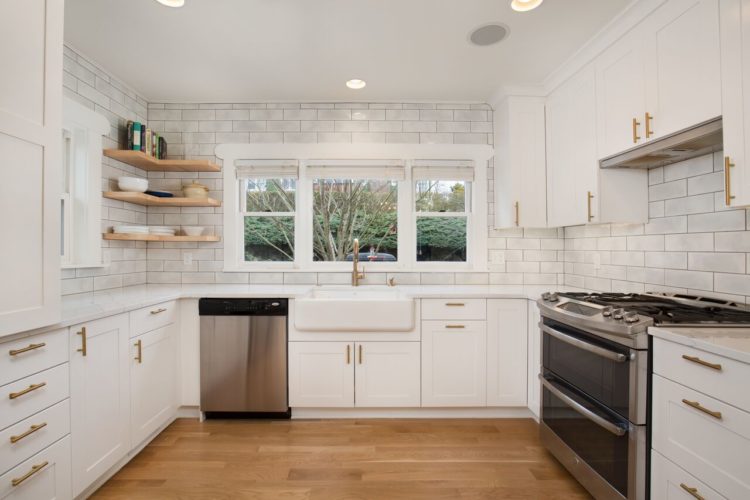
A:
542 375 630 497
542 319 631 419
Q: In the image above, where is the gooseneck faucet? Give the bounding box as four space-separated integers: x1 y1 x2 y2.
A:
352 238 365 286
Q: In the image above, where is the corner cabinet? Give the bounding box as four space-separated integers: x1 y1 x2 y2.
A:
493 96 548 228
0 0 63 336
719 0 750 207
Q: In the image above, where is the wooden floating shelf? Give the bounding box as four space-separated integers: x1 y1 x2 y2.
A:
103 191 221 207
103 233 220 242
104 149 221 172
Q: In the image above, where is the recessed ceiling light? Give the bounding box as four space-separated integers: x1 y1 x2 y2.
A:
511 0 543 12
346 79 366 90
469 24 509 46
156 0 185 7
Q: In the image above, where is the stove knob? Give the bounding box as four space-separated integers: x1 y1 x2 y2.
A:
612 308 625 320
623 311 640 324
548 293 559 302
602 306 614 318
541 292 551 301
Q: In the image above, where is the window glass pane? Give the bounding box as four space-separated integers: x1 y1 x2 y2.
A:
245 178 296 212
244 216 294 262
415 180 467 212
312 178 398 262
416 217 467 262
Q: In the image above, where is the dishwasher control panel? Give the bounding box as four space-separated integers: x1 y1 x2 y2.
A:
199 298 288 316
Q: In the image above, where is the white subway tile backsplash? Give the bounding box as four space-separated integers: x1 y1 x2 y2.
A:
688 210 746 232
688 252 745 273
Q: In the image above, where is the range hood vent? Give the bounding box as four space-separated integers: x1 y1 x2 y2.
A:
600 118 723 169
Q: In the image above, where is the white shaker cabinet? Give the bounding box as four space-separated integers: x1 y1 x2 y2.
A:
354 342 420 407
493 96 547 228
289 342 354 408
0 0 63 336
486 299 527 407
527 301 542 418
0 436 71 500
720 0 750 207
69 314 130 497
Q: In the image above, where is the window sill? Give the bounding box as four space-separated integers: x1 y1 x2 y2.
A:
62 263 106 270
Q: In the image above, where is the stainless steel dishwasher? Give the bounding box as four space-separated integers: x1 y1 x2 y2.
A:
199 298 289 418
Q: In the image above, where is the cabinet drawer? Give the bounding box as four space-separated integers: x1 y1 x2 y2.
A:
0 400 70 476
421 299 486 320
654 337 750 412
0 435 71 499
652 450 726 500
0 364 69 431
129 300 177 338
652 374 750 500
0 329 68 387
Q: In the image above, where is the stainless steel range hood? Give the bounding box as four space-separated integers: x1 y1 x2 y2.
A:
600 117 723 169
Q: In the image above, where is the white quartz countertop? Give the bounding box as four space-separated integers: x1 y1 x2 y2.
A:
649 326 750 365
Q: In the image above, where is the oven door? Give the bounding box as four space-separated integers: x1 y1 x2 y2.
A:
540 372 646 500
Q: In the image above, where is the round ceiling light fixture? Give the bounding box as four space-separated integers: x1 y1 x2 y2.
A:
510 0 543 12
469 23 509 46
156 0 185 7
346 79 367 90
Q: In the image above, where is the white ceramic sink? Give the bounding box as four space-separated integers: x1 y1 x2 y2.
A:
294 286 415 332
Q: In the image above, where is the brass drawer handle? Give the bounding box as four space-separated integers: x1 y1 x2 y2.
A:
446 325 465 329
682 399 722 420
9 382 46 400
445 303 465 307
11 461 49 487
9 342 46 356
632 117 641 143
77 327 87 357
514 201 519 227
725 156 735 205
680 483 705 500
10 422 47 444
346 345 351 365
587 191 594 222
134 339 143 364
682 354 722 371
645 112 654 138
150 308 167 315
358 345 363 364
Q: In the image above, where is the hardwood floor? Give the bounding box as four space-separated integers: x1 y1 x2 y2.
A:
92 418 591 500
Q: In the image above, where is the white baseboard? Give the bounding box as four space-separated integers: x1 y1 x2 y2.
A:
176 405 200 418
291 407 533 419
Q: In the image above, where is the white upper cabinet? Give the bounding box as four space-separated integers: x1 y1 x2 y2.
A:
644 0 722 139
0 0 63 337
720 0 750 207
493 96 547 228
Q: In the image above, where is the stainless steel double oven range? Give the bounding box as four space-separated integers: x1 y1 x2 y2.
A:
536 291 750 500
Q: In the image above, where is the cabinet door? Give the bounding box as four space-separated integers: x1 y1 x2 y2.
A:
355 342 420 407
486 300 527 407
546 64 599 227
69 314 130 497
131 324 176 448
596 29 648 158
289 342 354 408
0 436 71 500
0 0 63 336
645 0 721 140
422 321 486 407
720 0 750 206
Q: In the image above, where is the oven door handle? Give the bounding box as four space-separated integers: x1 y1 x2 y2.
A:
539 374 627 437
540 323 629 363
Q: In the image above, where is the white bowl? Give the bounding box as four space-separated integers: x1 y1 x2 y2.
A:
182 226 205 236
118 176 148 193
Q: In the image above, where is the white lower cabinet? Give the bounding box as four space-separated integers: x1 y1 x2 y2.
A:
486 299 527 407
526 301 541 418
0 436 71 500
130 324 177 448
355 342 420 407
422 320 487 407
651 450 726 500
289 342 354 408
69 314 130 497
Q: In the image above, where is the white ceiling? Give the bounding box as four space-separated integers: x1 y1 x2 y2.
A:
64 0 630 103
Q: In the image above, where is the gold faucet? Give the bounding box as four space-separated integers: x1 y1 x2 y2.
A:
352 238 365 286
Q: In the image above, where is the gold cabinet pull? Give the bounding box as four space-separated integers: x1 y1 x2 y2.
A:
150 308 167 315
587 191 595 222
682 354 722 371
9 382 46 400
9 342 46 357
10 422 47 444
645 112 654 138
680 483 705 500
346 345 351 365
446 325 465 329
445 302 465 307
358 345 363 364
11 461 48 487
514 201 519 227
632 117 641 143
682 399 722 420
725 156 735 205
77 327 87 357
134 339 143 364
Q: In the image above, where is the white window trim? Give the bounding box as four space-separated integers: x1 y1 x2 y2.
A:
218 143 493 273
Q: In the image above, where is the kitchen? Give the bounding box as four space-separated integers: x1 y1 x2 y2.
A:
1 0 749 499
